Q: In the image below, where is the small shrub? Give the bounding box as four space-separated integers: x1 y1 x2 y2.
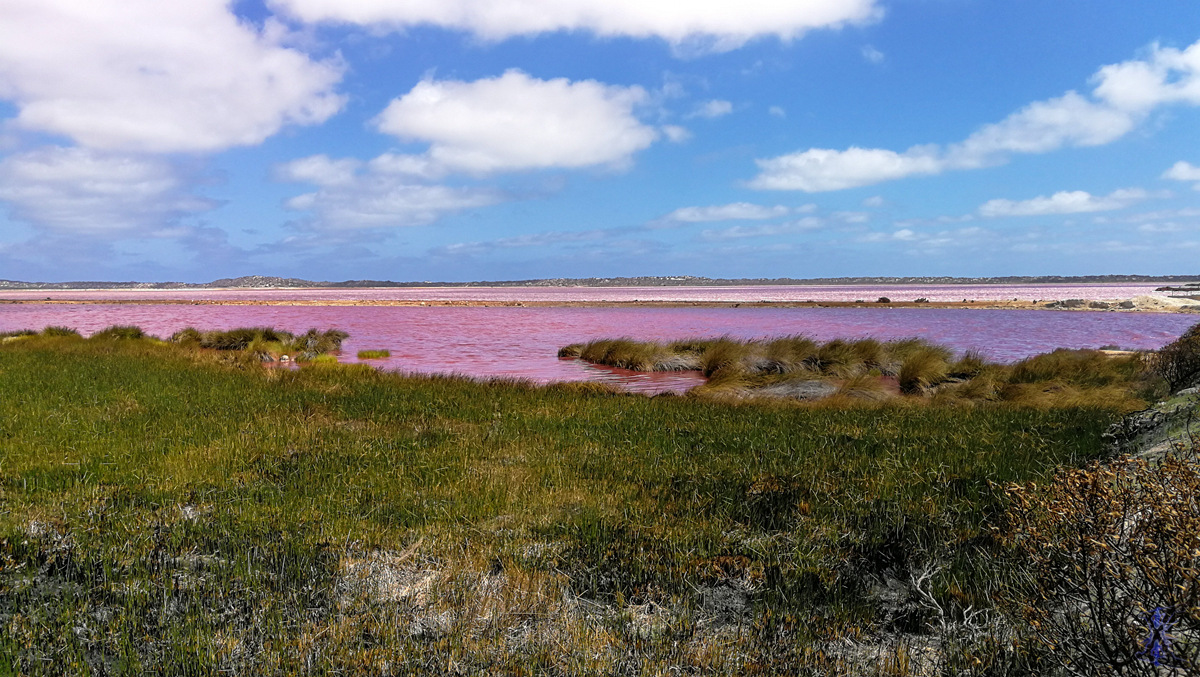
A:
1001 451 1200 674
698 338 748 377
91 325 146 340
877 297 891 304
170 327 203 346
898 348 949 394
357 350 390 359
914 297 929 303
557 343 584 358
1154 322 1200 392
1 329 38 339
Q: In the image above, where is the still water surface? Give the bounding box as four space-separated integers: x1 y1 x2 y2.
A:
1 303 1195 394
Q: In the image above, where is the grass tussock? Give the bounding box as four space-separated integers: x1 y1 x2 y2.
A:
564 335 1169 408
357 349 390 359
0 331 1148 674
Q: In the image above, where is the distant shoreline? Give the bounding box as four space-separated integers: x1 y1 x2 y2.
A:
1 274 1199 291
4 297 1199 313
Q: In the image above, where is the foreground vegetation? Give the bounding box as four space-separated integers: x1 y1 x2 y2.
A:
0 325 1196 674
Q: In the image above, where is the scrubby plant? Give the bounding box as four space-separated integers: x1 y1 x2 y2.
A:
557 343 584 358
697 337 748 377
1001 449 1200 674
289 328 349 355
877 297 891 304
169 326 203 346
898 347 950 394
91 324 146 340
0 329 38 339
357 350 390 359
1154 322 1200 392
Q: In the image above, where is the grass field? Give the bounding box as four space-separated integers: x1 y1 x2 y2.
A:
0 330 1153 674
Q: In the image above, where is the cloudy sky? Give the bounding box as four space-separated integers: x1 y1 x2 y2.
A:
1 1 1198 282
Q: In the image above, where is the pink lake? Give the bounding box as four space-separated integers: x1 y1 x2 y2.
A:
1 301 1196 394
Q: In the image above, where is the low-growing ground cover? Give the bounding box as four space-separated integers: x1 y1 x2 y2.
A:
0 329 1170 674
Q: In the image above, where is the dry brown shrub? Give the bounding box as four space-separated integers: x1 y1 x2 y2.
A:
1000 449 1200 674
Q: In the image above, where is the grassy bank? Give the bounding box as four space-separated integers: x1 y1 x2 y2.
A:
560 336 1161 408
0 330 1155 674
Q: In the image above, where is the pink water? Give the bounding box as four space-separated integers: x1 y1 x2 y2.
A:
0 282 1185 303
2 302 1196 394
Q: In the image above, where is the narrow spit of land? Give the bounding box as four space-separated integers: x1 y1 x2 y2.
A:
3 297 1200 312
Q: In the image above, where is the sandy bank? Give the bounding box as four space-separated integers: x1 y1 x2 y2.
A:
2 296 1199 312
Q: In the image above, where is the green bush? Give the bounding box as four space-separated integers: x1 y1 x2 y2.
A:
91 325 146 340
357 349 390 359
1154 322 1200 392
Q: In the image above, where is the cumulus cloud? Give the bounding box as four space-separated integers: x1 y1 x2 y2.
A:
1164 161 1200 189
272 0 881 53
0 147 216 234
276 154 501 230
748 147 942 191
374 70 657 174
751 39 1200 191
978 188 1149 217
662 202 794 223
687 100 734 119
0 0 344 153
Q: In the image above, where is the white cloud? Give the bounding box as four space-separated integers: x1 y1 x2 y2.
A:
0 0 344 153
748 146 942 191
663 202 794 222
750 39 1200 191
277 154 502 230
272 0 881 53
978 188 1148 218
687 99 734 119
768 106 787 118
0 147 216 234
373 70 657 174
862 195 885 208
948 92 1135 165
700 217 822 240
1164 160 1200 190
661 125 692 143
862 45 884 64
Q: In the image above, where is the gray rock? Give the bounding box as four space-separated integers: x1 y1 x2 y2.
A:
1119 300 1137 309
757 379 839 400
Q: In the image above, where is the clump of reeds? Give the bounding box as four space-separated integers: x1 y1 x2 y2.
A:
357 349 390 359
91 324 146 340
167 326 349 361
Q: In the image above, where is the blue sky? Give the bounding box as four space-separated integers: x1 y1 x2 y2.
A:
1 0 1198 282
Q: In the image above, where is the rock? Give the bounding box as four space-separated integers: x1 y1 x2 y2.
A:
756 379 839 400
1119 300 1136 309
1089 301 1112 309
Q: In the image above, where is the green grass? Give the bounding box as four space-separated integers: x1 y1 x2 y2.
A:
0 332 1142 674
356 349 391 359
